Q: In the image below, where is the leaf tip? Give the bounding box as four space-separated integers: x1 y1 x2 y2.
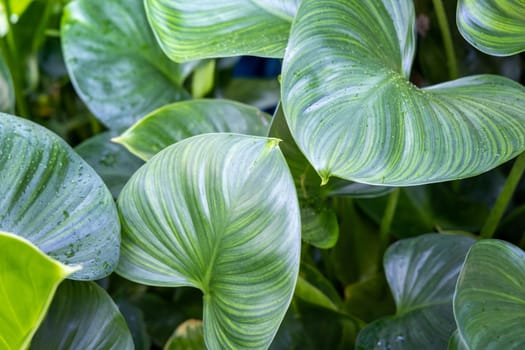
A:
267 138 282 148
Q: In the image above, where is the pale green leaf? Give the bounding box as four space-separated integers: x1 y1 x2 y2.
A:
61 0 191 130
457 0 525 56
114 99 271 161
454 240 525 349
75 131 143 198
144 0 299 61
117 133 301 349
192 60 215 98
31 281 134 350
356 234 475 349
0 55 14 113
282 0 525 185
0 113 120 280
164 319 205 350
0 231 77 350
9 0 33 17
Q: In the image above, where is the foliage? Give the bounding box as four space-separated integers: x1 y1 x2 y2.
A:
0 0 524 349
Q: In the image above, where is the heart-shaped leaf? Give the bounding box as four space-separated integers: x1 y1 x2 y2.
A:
0 55 14 113
61 0 191 130
0 113 120 280
282 0 525 185
144 0 299 61
454 239 525 349
0 231 78 349
356 234 475 350
457 0 525 56
31 280 134 349
117 133 300 349
114 99 271 161
75 131 144 198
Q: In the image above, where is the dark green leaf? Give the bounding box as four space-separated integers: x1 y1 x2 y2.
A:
75 131 144 198
61 0 191 130
117 133 300 349
356 234 475 349
32 281 134 349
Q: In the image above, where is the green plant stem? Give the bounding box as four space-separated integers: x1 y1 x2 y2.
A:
1 0 30 118
480 152 525 239
379 188 400 248
432 0 458 80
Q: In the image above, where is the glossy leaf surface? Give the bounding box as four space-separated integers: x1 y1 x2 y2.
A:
32 280 133 349
0 55 14 113
0 113 120 280
0 231 77 349
117 134 301 349
454 240 525 349
457 0 525 56
282 0 525 185
144 0 298 61
75 131 143 198
61 0 190 130
356 234 475 349
115 99 271 161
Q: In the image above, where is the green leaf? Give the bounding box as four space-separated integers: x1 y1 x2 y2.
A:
9 0 33 17
0 55 14 113
114 99 271 161
0 231 77 350
117 133 301 349
356 234 475 350
220 78 281 111
448 330 469 350
144 0 298 61
61 0 191 130
192 60 215 98
282 0 525 185
454 240 525 349
295 264 344 312
31 281 134 349
269 105 339 248
0 113 120 280
457 0 525 56
75 131 144 198
164 319 205 350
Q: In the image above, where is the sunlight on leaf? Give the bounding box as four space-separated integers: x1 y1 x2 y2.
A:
356 234 475 349
0 231 78 350
117 133 300 349
282 0 525 185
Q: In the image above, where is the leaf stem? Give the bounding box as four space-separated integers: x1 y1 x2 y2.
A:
1 0 30 117
480 152 525 239
379 188 400 247
432 0 459 80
